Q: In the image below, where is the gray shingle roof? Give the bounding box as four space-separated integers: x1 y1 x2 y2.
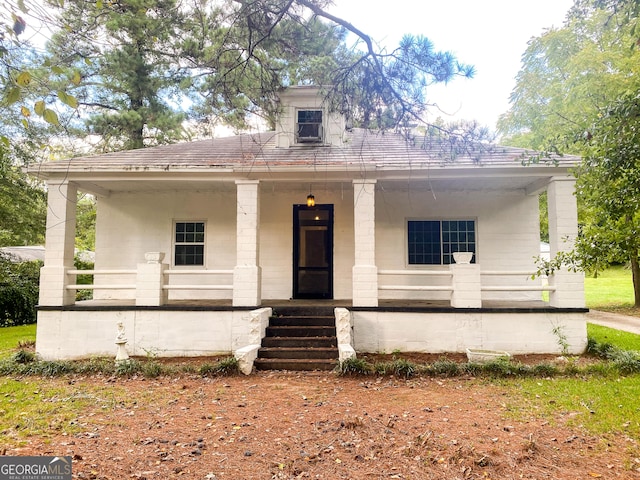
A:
29 129 579 177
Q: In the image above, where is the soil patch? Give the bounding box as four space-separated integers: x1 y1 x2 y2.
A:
3 371 638 479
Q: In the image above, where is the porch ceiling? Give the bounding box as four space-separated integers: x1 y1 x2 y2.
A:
69 171 558 197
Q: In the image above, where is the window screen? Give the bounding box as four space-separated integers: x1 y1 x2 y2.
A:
174 221 205 266
408 220 476 265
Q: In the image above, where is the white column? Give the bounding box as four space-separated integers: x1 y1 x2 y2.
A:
136 252 168 306
547 177 585 308
39 181 77 306
450 263 482 308
233 180 262 307
352 179 378 307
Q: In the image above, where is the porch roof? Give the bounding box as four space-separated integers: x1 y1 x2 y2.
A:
30 129 579 176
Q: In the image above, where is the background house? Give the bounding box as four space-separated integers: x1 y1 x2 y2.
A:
29 86 587 366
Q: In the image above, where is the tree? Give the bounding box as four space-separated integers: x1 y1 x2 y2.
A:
0 141 46 247
208 0 475 130
43 0 475 150
576 93 640 304
45 0 191 151
0 43 48 247
499 0 640 305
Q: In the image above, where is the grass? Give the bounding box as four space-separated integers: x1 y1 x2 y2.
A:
0 323 36 359
0 377 131 445
506 375 640 441
585 265 637 313
587 323 640 351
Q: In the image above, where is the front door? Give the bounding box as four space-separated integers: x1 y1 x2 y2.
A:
293 204 333 299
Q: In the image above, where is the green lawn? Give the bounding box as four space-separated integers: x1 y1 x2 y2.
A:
0 323 36 359
584 265 636 311
588 323 640 351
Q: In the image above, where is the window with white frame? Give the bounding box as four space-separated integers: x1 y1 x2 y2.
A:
296 110 323 143
174 221 205 266
407 220 476 265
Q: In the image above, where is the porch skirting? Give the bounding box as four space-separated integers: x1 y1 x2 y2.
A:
35 303 588 360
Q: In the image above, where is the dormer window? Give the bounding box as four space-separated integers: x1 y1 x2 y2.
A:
296 110 323 143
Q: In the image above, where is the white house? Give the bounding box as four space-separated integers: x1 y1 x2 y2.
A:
29 86 587 369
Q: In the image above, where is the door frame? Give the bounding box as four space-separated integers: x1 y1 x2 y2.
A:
292 204 334 299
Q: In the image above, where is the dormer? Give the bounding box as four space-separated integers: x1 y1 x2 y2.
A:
275 86 346 148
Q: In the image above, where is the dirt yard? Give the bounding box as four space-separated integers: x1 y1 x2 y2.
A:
3 368 639 479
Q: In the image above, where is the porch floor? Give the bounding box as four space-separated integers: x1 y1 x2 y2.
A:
40 299 588 313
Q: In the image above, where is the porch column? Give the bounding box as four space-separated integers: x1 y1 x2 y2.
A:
233 180 262 307
450 263 482 308
547 176 585 308
136 252 168 306
352 179 378 307
39 181 77 306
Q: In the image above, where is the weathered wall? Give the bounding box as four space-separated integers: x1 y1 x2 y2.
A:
36 309 256 360
35 308 587 360
352 311 587 355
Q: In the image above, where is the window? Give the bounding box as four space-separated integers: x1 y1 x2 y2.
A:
296 110 323 143
174 221 205 266
408 220 476 265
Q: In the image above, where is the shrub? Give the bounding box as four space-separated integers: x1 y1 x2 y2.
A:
73 257 94 301
0 254 41 326
389 358 417 378
115 359 142 376
25 360 74 376
336 357 372 376
199 357 240 376
611 350 640 375
429 359 460 377
530 363 559 377
12 349 36 364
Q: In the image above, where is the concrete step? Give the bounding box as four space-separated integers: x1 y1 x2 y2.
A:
265 325 336 337
261 336 337 348
269 316 335 327
271 306 336 317
258 347 338 359
254 357 338 371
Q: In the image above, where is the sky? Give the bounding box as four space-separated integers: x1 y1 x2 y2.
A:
328 0 575 130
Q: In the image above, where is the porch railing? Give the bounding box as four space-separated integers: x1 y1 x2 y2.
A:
66 269 136 291
162 269 233 291
65 268 234 294
481 270 555 292
378 269 453 292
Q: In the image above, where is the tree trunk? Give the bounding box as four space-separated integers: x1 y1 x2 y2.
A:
631 255 640 308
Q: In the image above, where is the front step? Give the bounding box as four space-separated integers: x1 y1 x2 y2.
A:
255 307 340 371
261 336 337 348
253 357 337 371
266 325 336 337
258 347 338 359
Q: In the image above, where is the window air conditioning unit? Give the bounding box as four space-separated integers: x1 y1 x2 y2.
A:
296 110 323 143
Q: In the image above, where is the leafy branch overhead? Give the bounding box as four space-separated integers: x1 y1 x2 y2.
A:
0 1 82 128
228 0 475 129
499 0 640 306
2 0 477 151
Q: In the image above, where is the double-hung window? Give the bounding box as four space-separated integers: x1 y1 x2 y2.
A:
174 221 205 266
408 220 476 265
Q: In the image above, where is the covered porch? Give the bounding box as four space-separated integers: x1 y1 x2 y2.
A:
38 175 584 310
